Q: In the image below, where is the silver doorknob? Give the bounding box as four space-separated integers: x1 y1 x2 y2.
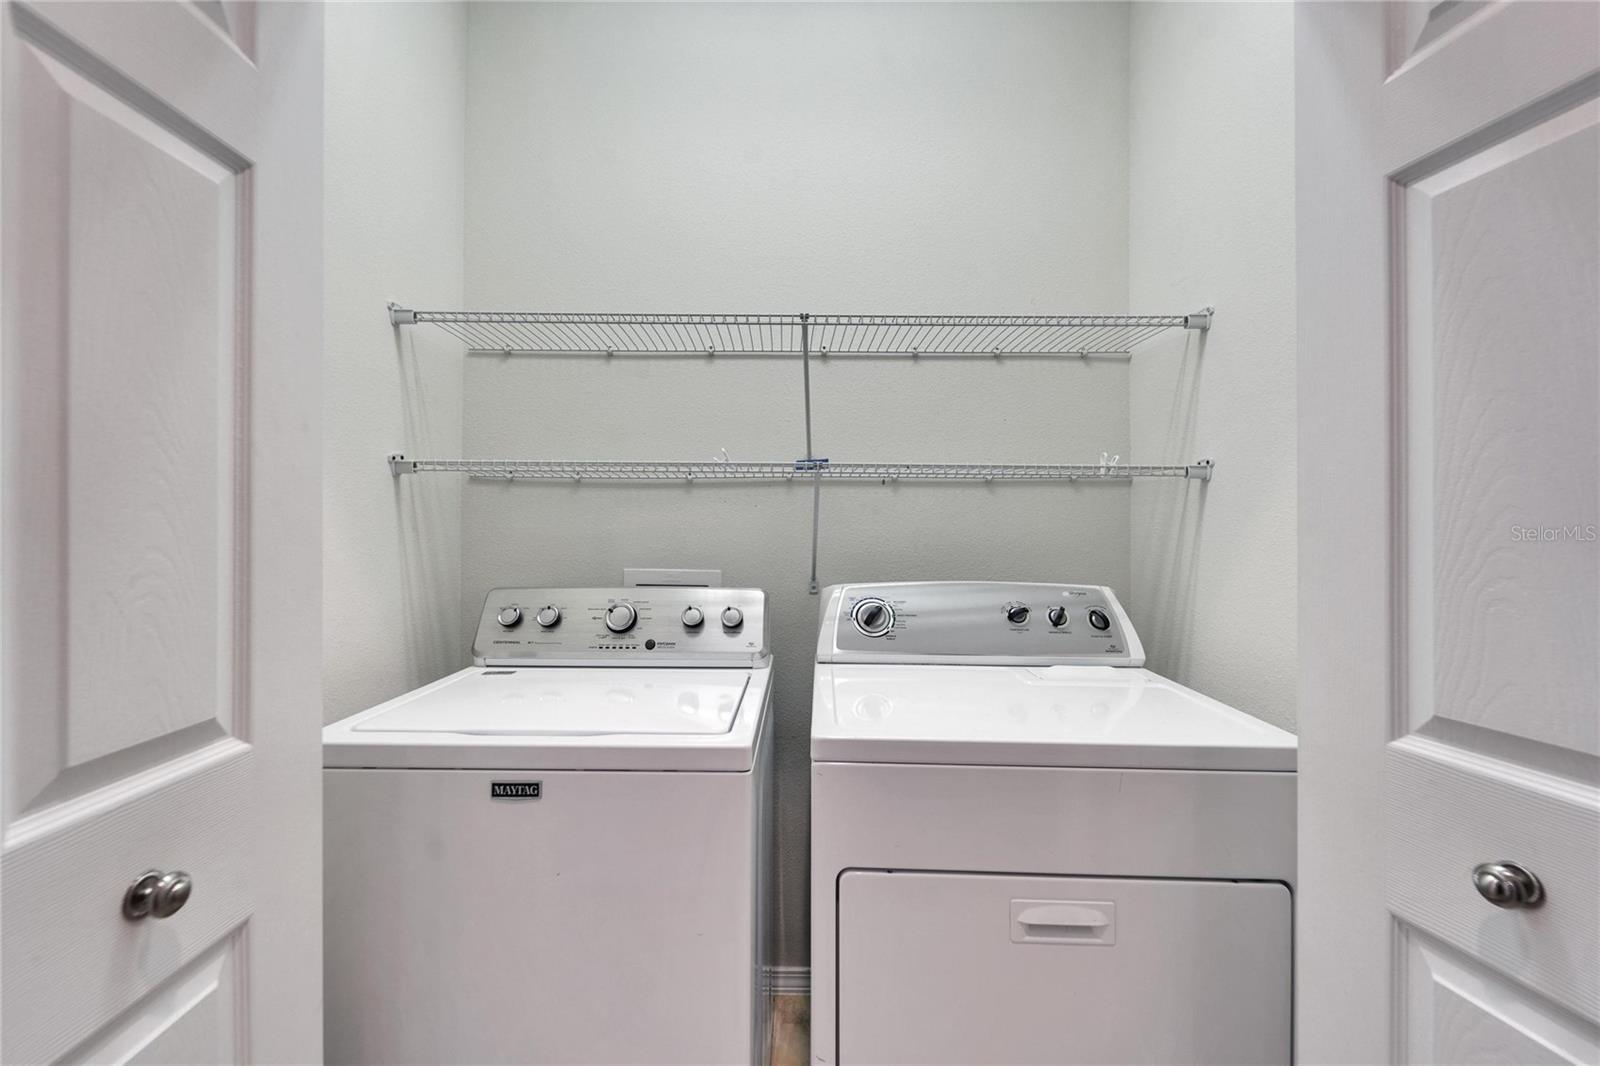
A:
1472 862 1543 908
123 870 193 921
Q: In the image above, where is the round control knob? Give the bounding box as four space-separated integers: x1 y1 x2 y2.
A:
852 598 894 637
1088 608 1111 631
534 605 561 628
1005 603 1030 626
720 606 744 630
496 606 523 628
1047 606 1069 628
682 606 705 629
605 602 638 633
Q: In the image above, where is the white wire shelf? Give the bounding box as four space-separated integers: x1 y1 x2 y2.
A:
385 298 1217 593
387 455 1214 482
389 305 1212 357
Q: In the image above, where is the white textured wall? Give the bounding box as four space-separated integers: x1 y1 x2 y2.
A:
324 3 468 722
1127 2 1297 730
461 1 1133 967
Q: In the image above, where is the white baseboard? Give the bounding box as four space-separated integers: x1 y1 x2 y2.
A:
764 965 810 996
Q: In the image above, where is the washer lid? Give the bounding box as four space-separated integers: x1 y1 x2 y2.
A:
812 664 1296 771
354 668 748 736
324 665 771 772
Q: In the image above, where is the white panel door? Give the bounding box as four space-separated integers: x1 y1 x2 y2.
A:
1298 2 1599 1062
0 2 323 1063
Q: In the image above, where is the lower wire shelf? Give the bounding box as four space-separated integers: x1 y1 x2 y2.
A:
386 455 1214 482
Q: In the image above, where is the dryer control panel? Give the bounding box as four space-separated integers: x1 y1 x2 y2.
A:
817 581 1144 666
474 587 768 666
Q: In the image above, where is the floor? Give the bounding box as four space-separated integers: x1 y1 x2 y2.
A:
769 994 809 1066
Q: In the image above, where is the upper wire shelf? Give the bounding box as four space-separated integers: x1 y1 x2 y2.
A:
389 305 1212 357
386 455 1214 482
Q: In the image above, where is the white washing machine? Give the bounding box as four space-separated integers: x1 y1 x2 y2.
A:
810 581 1297 1065
324 587 773 1065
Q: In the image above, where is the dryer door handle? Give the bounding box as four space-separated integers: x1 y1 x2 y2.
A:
1016 904 1109 929
1010 900 1116 945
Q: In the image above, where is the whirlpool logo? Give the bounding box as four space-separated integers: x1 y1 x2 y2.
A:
490 781 542 800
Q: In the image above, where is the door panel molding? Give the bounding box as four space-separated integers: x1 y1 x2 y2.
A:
1386 736 1600 1019
0 742 254 1063
1382 1 1600 173
9 1 257 164
60 929 250 1065
2 17 255 824
1397 920 1599 1064
1391 95 1600 761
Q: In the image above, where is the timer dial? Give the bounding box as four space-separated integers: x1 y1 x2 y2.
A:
605 602 638 633
681 606 705 629
534 605 561 628
496 606 523 628
720 606 744 630
852 598 895 637
1088 608 1111 631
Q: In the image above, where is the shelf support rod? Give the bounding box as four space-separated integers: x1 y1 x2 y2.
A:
801 313 814 460
801 313 822 594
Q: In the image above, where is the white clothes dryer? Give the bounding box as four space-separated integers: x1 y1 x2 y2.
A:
810 581 1296 1065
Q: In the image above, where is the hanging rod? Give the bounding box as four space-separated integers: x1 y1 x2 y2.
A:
386 455 1215 482
388 305 1212 357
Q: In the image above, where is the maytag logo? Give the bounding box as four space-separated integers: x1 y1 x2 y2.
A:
490 781 542 800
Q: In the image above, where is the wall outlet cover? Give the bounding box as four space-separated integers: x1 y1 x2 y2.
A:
623 568 724 588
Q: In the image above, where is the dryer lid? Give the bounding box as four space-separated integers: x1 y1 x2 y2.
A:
812 664 1296 771
353 668 749 736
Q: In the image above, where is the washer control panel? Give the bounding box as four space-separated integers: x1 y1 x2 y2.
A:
820 581 1142 666
474 587 767 665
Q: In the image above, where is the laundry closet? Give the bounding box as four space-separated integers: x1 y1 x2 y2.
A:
324 5 1296 1039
